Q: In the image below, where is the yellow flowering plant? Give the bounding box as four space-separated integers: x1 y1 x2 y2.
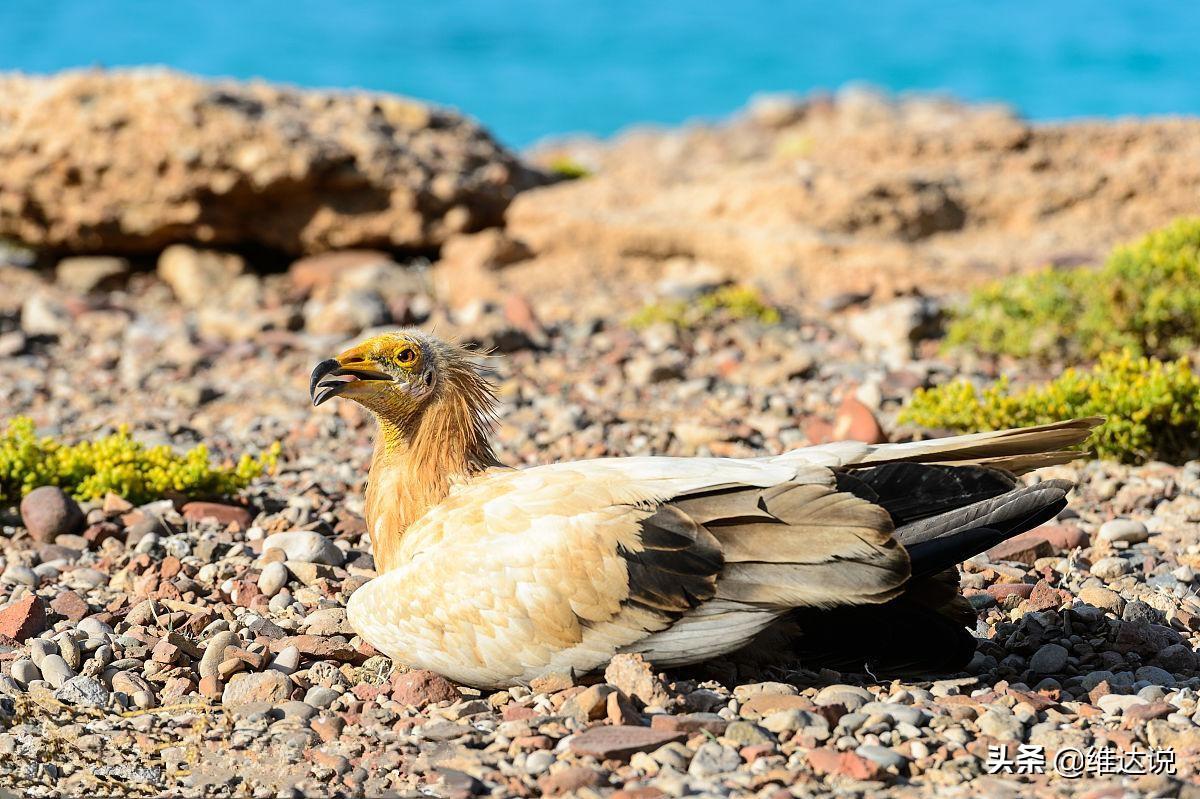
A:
0 416 279 505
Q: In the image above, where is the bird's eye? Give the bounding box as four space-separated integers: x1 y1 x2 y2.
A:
397 348 417 365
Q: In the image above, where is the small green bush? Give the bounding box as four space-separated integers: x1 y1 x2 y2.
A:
898 351 1200 463
945 218 1200 360
546 156 592 180
630 285 782 330
0 416 279 505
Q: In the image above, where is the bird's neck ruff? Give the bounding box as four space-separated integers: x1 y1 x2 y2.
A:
365 360 500 573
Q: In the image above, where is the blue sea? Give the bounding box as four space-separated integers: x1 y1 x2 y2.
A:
2 1 1198 147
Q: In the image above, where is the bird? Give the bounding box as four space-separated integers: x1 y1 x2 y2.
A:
310 329 1100 688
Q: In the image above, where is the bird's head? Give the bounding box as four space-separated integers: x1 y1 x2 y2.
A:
311 330 440 415
310 330 499 465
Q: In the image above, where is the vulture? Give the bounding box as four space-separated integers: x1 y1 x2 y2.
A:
311 330 1097 688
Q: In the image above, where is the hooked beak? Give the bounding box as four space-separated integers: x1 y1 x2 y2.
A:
310 355 394 406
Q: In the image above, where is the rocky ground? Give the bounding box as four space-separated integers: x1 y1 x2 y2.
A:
1 71 1200 798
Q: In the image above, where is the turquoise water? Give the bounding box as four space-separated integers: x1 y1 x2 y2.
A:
2 1 1198 147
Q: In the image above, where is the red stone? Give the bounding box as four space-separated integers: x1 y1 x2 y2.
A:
311 715 346 743
502 293 541 334
390 669 461 708
611 789 666 799
1036 524 1089 551
651 713 728 735
833 395 888 444
181 501 252 528
503 704 538 721
739 694 815 718
568 725 686 761
351 682 390 702
270 634 357 661
806 748 886 781
1025 579 1070 612
741 744 777 763
1123 701 1173 722
199 675 223 700
0 595 46 642
82 521 123 547
538 766 601 796
985 583 1035 600
987 535 1054 565
49 590 90 622
159 556 182 580
803 419 835 445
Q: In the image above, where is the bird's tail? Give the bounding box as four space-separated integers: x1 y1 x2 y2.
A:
853 416 1103 475
838 416 1102 574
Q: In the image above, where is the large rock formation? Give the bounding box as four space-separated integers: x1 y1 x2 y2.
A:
510 90 1200 301
0 69 547 255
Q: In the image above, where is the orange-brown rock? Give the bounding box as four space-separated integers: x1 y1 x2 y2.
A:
0 69 548 255
510 91 1200 305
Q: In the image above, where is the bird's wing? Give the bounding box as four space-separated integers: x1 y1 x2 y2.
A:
349 454 907 686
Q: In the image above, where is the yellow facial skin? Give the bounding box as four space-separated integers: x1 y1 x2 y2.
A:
310 333 437 417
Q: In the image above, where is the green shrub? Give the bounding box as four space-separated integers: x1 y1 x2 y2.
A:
0 416 279 505
898 351 1200 463
546 156 592 180
945 218 1200 360
630 285 782 330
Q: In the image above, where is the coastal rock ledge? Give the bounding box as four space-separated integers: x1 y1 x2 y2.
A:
0 68 548 255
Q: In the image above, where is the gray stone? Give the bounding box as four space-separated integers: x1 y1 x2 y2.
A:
54 675 109 707
269 645 301 676
977 708 1024 741
859 702 926 726
722 720 773 746
303 686 340 708
77 618 113 637
688 741 742 778
856 744 907 770
277 700 318 722
524 750 555 775
29 639 57 667
1029 643 1069 674
262 531 344 566
1 564 37 587
1098 519 1148 544
1135 666 1176 686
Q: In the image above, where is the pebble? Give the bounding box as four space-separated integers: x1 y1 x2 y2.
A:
1078 583 1125 614
977 709 1024 740
688 742 742 778
304 686 340 708
269 645 301 675
19 486 84 543
39 654 76 688
222 670 293 707
1029 643 1069 674
1098 519 1149 544
54 675 109 707
257 561 288 597
1090 556 1129 580
199 630 240 680
856 744 907 771
1 564 38 587
11 658 40 687
262 531 345 566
